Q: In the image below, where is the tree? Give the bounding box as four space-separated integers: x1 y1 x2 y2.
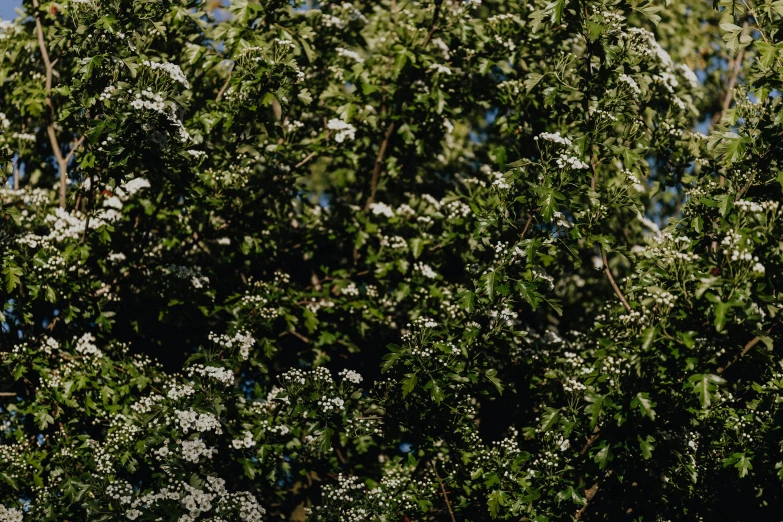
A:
0 0 782 520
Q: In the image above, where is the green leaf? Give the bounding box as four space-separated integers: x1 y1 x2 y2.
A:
754 41 779 68
3 265 22 293
430 380 445 403
484 472 500 487
524 73 544 92
585 390 605 428
723 133 750 162
402 373 418 398
714 194 732 217
297 88 313 105
709 296 741 333
724 452 753 478
534 187 565 222
488 490 508 518
693 216 704 234
381 345 402 373
518 281 542 310
540 407 559 432
241 457 257 479
551 0 565 23
300 38 316 63
587 21 607 41
303 308 318 333
641 326 657 350
541 295 563 316
632 392 656 420
638 435 655 460
636 2 663 25
458 290 476 313
35 409 54 430
481 269 498 301
689 373 726 408
486 369 504 394
719 22 743 33
556 486 587 506
318 427 334 452
410 237 425 259
594 445 612 469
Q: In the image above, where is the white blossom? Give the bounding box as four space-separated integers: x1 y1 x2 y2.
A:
326 118 357 143
369 202 395 218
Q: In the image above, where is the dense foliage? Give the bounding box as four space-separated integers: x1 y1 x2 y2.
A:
1 0 783 520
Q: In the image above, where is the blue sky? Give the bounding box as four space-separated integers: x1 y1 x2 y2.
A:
0 1 22 20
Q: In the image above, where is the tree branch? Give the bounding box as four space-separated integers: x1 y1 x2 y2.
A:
580 425 601 455
722 28 748 116
33 0 69 208
215 63 234 102
295 131 333 169
64 134 87 165
509 213 536 265
521 214 533 238
279 329 311 344
430 461 456 522
718 323 777 374
712 22 748 127
364 121 395 211
334 447 347 464
710 22 747 187
422 0 443 48
575 480 600 520
601 248 631 313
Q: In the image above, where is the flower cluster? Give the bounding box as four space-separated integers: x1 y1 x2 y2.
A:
208 331 255 360
326 117 356 143
142 60 190 88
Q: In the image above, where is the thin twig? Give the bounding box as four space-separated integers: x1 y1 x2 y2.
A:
364 122 396 211
601 248 631 312
718 323 777 374
295 131 333 169
64 134 87 165
58 421 70 440
295 150 318 169
575 480 600 520
46 316 60 331
721 49 745 115
215 64 234 102
0 392 17 397
355 116 394 263
430 461 456 522
33 0 71 208
509 213 535 265
422 0 443 48
712 23 748 126
289 330 311 344
580 425 601 455
711 23 747 187
520 214 533 238
279 329 311 344
334 447 347 464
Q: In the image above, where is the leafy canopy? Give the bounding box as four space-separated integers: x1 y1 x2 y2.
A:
1 0 783 521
